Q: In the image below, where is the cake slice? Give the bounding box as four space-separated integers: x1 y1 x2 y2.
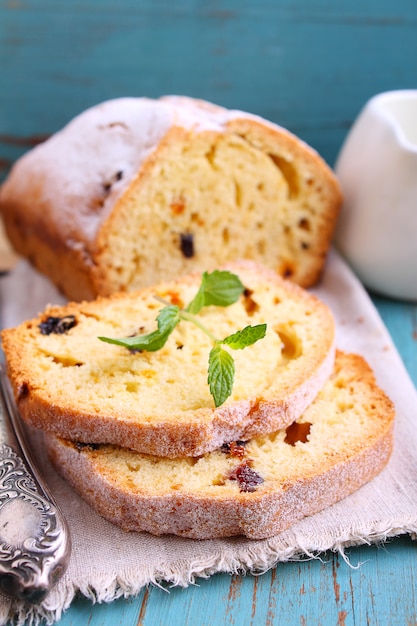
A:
1 262 335 457
45 352 395 539
0 96 342 301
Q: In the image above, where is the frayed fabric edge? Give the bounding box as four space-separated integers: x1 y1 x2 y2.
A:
2 524 417 626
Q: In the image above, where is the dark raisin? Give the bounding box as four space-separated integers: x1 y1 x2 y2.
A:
39 315 77 335
180 233 194 258
220 440 248 458
229 461 264 492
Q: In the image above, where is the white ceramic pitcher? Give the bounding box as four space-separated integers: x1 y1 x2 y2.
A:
335 90 417 301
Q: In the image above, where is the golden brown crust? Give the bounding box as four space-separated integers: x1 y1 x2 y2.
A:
0 97 342 301
45 352 395 539
1 261 336 457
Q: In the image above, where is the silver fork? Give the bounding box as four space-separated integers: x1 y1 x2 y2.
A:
0 366 71 603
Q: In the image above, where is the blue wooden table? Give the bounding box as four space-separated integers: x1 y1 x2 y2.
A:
1 2 416 624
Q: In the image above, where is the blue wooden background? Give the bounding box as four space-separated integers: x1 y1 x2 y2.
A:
1 0 416 183
1 2 417 624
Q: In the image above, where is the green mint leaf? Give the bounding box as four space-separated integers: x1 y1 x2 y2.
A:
185 285 205 315
186 270 245 315
222 323 267 350
98 305 180 352
98 330 168 352
208 344 235 408
156 305 181 334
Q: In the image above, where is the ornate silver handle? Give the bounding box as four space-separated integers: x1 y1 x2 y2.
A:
0 367 71 603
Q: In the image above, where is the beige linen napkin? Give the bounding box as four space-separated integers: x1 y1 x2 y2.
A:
0 249 416 626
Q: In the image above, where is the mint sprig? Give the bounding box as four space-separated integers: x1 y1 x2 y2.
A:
99 305 180 352
98 270 267 407
186 270 246 314
208 345 235 408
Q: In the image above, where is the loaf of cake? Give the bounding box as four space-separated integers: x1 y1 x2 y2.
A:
1 262 336 457
45 352 395 539
0 96 342 301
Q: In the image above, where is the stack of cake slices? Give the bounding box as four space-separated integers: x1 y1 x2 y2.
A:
0 261 395 539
